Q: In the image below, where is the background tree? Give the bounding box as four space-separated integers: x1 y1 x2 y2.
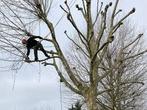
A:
95 23 146 110
68 101 82 110
0 0 146 110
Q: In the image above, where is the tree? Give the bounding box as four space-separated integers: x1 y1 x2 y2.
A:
95 23 146 110
0 0 146 110
68 101 82 110
66 21 146 110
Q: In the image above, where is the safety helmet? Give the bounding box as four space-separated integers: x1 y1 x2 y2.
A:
22 38 27 44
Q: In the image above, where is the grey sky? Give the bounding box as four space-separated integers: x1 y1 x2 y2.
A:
0 0 147 110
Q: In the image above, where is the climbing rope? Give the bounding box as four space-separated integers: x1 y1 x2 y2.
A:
38 20 41 81
60 81 63 110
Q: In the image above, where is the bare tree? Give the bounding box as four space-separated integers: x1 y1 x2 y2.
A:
96 23 146 110
0 0 146 110
66 20 146 110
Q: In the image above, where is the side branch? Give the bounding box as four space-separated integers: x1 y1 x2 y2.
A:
53 58 82 95
42 15 84 90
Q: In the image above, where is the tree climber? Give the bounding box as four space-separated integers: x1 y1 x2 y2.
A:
22 36 50 61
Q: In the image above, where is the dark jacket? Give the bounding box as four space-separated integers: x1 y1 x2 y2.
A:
26 36 42 56
26 36 42 48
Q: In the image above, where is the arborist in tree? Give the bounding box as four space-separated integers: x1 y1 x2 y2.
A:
22 35 50 61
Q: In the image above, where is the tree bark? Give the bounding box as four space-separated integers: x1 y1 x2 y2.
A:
85 87 98 110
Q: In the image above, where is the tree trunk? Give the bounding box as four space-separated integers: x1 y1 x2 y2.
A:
85 88 98 110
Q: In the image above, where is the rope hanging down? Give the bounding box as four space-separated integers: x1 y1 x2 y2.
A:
60 81 63 110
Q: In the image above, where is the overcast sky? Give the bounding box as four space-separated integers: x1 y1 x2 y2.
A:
0 0 147 110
